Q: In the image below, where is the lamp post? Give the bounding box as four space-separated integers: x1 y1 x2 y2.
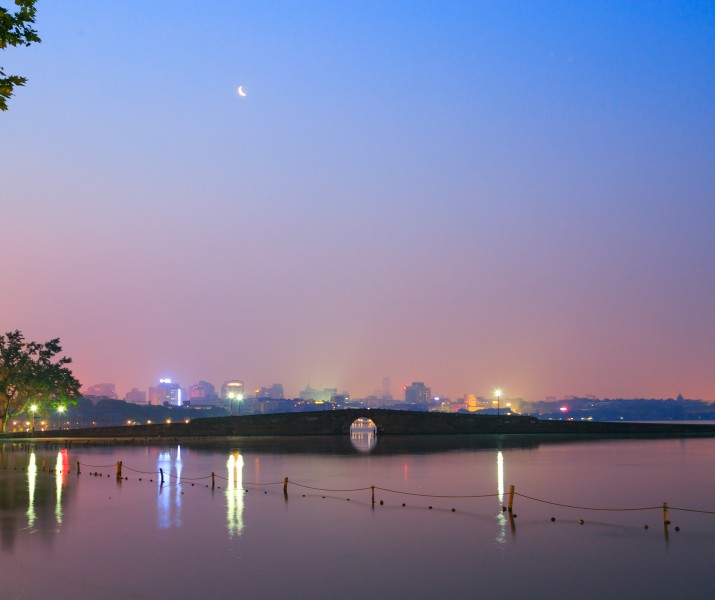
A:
236 393 243 416
29 404 38 433
57 405 66 431
228 392 235 416
495 389 502 416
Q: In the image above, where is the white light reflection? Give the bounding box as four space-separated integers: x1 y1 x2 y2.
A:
497 451 504 504
55 451 64 524
156 446 183 528
226 453 245 537
496 450 506 545
27 452 37 527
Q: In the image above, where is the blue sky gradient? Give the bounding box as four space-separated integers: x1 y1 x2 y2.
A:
2 1 714 400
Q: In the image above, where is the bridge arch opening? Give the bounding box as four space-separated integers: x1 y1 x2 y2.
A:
349 417 377 453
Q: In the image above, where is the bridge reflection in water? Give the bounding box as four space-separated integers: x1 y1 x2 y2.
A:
350 418 377 453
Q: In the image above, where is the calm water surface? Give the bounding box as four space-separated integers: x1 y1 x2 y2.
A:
2 435 715 599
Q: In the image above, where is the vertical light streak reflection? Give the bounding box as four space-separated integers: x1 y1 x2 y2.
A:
156 447 183 528
496 450 506 545
497 451 504 504
27 452 37 527
226 453 245 538
55 451 64 524
175 445 182 511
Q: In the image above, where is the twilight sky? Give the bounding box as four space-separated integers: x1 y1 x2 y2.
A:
2 1 714 401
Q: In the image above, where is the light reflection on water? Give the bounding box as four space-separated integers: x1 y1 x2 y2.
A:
26 452 36 528
226 453 244 537
3 437 715 599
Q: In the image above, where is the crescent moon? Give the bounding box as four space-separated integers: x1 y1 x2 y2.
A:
237 86 247 97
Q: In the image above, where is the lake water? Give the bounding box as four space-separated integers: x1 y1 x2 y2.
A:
2 434 715 599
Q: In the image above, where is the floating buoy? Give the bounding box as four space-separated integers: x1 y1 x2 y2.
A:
644 524 649 529
675 526 680 532
550 517 556 522
578 519 584 525
380 500 384 505
451 508 456 512
428 506 433 510
402 503 406 507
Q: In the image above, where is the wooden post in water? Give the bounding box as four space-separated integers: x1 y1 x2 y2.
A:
76 461 81 475
284 477 289 499
211 471 215 490
116 461 122 480
508 485 515 513
663 502 670 526
160 468 165 486
371 486 375 507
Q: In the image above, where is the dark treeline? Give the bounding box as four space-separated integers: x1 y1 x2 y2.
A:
522 396 715 421
34 397 228 430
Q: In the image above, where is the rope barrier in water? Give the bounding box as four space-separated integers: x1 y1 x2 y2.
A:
513 492 662 512
65 460 715 518
290 481 373 493
375 486 499 499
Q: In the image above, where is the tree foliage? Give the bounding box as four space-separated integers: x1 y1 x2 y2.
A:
0 0 40 111
0 330 81 432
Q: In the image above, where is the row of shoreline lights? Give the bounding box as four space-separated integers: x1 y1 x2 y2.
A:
27 404 67 433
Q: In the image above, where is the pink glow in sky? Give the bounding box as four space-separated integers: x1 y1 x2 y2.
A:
2 2 714 401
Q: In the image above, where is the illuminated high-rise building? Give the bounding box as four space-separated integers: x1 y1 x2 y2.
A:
404 382 431 404
148 379 183 406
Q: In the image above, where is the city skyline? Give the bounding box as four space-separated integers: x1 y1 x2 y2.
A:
2 2 714 402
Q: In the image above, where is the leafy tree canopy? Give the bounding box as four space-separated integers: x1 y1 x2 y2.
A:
1 0 40 111
0 330 81 432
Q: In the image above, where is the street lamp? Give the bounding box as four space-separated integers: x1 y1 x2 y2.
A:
57 405 66 431
228 392 244 416
494 389 502 416
29 404 38 433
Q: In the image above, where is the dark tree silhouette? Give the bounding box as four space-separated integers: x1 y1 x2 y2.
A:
0 331 81 432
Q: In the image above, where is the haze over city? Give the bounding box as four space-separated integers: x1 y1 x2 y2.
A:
2 1 714 401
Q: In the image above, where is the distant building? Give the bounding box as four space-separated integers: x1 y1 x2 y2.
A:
190 380 218 405
84 383 118 399
148 379 184 407
221 380 245 414
124 388 147 404
299 385 337 403
256 384 284 399
221 380 245 401
464 393 479 412
404 382 431 404
382 377 393 403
